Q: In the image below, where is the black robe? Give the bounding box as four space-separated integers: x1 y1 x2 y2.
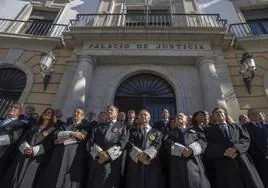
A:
0 124 56 188
87 121 129 188
205 123 265 188
165 126 210 188
36 122 88 188
126 126 163 188
243 122 268 188
0 119 28 180
153 120 170 187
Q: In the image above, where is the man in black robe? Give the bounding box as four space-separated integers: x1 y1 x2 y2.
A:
87 105 129 188
0 103 28 180
205 107 265 188
244 108 268 188
126 109 163 188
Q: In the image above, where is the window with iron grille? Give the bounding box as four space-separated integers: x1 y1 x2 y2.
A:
125 9 170 26
0 68 26 118
24 8 59 36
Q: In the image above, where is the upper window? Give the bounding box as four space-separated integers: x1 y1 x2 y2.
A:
24 8 59 36
242 8 268 36
126 9 170 26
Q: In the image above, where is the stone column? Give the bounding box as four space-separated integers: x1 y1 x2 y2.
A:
62 56 96 120
197 57 227 113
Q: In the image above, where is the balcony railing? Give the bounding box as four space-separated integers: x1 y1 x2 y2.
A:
69 13 228 29
0 18 68 38
229 20 268 38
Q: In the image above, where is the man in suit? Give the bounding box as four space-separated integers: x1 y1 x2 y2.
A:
153 108 170 187
0 103 28 179
126 109 136 129
244 108 268 188
154 109 170 134
118 112 126 124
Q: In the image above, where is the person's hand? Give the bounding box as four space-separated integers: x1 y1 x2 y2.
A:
139 153 151 165
24 147 33 156
182 148 193 158
224 147 237 159
98 151 110 162
97 157 105 164
54 139 63 145
71 131 86 141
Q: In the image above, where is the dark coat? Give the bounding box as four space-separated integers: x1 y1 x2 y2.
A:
36 122 88 188
0 119 28 179
0 124 56 188
205 123 265 188
87 121 129 188
243 122 268 188
126 126 163 188
165 126 210 188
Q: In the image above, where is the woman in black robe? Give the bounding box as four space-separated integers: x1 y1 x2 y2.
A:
0 108 57 188
36 106 88 188
204 107 264 188
165 112 210 188
126 109 163 188
192 110 215 188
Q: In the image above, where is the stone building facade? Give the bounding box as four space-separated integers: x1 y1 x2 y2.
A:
0 0 268 122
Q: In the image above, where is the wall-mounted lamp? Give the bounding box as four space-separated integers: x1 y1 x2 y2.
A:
39 51 55 91
240 52 256 95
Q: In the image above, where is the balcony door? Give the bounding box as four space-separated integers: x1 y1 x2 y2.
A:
114 73 176 123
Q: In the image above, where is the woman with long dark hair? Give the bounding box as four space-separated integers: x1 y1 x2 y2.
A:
0 108 57 188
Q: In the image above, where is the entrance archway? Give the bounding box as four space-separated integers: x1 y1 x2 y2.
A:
114 73 176 123
0 68 26 118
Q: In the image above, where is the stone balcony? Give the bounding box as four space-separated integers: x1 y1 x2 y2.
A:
229 21 268 49
64 13 232 48
0 18 68 48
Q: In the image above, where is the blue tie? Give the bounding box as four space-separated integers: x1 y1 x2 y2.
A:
220 124 230 139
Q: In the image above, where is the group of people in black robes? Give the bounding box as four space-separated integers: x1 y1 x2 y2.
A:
0 102 267 188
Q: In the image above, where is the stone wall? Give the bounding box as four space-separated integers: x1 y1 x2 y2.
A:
225 48 268 116
0 47 72 115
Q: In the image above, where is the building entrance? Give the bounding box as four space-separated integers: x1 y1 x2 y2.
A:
114 73 176 123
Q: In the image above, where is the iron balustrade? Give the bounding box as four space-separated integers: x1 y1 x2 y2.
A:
69 13 227 29
229 20 268 38
0 18 68 37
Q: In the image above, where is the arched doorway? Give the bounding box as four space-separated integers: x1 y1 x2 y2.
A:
0 68 27 118
114 73 176 123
